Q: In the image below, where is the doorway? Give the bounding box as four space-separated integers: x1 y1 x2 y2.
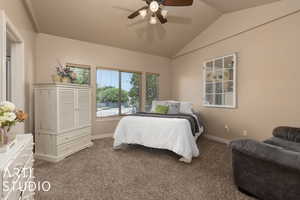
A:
0 10 25 133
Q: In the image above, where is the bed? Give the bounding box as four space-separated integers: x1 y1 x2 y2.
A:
113 101 204 163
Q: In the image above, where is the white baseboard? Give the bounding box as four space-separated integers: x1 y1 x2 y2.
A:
35 153 61 163
92 133 113 140
204 134 231 145
35 142 93 163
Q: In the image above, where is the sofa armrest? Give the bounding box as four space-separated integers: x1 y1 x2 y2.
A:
230 139 300 172
273 126 300 143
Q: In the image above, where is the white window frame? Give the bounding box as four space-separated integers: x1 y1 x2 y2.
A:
0 10 24 107
202 53 237 108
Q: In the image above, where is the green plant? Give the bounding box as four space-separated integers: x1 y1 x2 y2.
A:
55 61 76 81
97 87 129 103
146 74 159 106
128 73 140 107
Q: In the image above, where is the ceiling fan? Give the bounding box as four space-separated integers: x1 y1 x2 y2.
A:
128 0 194 25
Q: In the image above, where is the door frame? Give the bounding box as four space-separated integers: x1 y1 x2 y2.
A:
0 10 24 105
0 10 25 133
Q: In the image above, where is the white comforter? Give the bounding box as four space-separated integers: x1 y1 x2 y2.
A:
113 116 202 163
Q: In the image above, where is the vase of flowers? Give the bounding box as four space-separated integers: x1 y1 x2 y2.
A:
0 101 28 149
51 74 62 83
55 61 77 83
61 76 71 83
0 127 9 145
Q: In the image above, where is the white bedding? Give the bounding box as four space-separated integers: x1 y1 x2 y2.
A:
113 115 203 163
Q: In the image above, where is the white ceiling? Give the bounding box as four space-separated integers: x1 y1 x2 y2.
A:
28 0 279 57
202 0 279 13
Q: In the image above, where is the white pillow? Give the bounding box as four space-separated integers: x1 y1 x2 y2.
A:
167 102 180 114
179 102 193 114
151 100 193 114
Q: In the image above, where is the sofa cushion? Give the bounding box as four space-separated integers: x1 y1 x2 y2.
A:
230 139 300 172
264 137 300 153
273 126 300 143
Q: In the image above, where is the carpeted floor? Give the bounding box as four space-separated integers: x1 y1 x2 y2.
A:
34 138 255 200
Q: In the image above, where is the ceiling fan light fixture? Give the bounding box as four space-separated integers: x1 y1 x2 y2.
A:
149 1 159 13
129 0 194 24
139 9 147 18
161 9 168 19
149 15 157 25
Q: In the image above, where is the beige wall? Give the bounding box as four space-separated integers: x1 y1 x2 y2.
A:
176 0 300 57
3 0 300 142
35 33 172 137
0 0 37 133
171 0 300 141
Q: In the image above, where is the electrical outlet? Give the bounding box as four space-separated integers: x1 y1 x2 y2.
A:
225 125 230 132
242 130 248 136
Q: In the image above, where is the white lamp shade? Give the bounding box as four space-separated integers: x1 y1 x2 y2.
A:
161 10 168 19
139 9 147 19
150 16 157 24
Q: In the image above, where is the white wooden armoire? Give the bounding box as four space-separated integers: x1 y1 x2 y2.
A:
34 83 93 162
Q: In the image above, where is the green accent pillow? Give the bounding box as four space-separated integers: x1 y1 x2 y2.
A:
155 105 169 114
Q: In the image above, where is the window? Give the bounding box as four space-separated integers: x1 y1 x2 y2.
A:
96 68 141 117
145 73 160 112
203 53 236 108
67 64 91 85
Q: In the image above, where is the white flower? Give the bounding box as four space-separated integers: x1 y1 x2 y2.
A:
7 112 16 122
0 101 16 112
0 112 16 122
0 115 5 122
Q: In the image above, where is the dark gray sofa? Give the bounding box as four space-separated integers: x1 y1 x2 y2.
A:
230 127 300 200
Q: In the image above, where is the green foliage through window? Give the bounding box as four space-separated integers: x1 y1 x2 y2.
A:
68 65 90 85
97 87 129 103
146 73 159 112
96 69 141 117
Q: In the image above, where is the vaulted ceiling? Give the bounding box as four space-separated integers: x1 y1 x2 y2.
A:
27 0 279 57
202 0 280 13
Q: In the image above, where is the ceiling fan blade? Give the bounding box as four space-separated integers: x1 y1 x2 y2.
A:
112 6 135 13
128 6 148 19
162 0 193 6
157 9 168 24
